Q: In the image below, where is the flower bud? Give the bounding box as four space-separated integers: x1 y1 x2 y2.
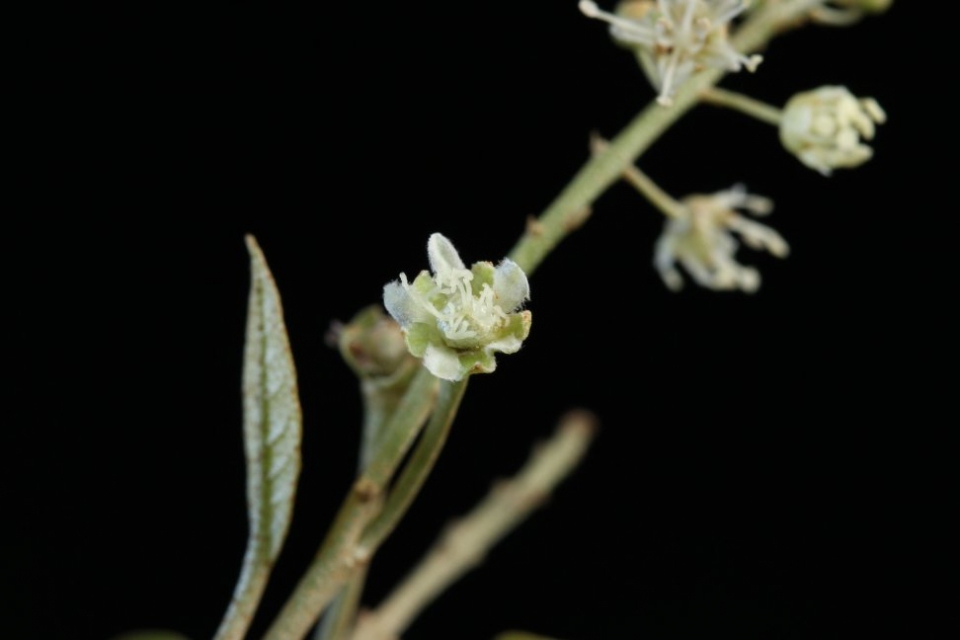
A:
779 85 886 175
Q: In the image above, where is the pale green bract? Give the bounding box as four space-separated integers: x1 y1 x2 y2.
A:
383 233 531 381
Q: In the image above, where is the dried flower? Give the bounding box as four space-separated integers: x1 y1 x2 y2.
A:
654 184 788 292
383 234 532 381
780 85 886 175
579 0 762 105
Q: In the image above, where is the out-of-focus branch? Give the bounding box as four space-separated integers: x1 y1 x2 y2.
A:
352 411 598 640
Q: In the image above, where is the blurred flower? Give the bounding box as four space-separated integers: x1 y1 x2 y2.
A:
579 0 761 105
383 234 531 381
780 85 886 175
654 184 788 292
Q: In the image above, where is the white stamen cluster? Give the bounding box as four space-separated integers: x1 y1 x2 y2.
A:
579 0 761 105
400 266 509 342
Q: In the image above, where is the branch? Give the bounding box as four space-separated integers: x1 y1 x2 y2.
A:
352 411 598 640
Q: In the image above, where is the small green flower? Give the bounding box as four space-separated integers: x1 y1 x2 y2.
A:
383 234 531 381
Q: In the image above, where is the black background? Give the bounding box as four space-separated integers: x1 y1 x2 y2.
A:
6 2 955 639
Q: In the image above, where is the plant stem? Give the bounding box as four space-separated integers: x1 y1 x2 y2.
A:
358 377 469 554
313 566 369 640
269 4 825 638
351 411 597 640
700 86 783 126
264 367 439 640
591 135 686 219
507 0 822 276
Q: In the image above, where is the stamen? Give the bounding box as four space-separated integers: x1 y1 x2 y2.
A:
577 0 652 32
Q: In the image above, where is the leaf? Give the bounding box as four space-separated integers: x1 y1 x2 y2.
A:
214 235 303 640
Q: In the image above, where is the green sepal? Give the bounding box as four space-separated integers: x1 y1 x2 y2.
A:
469 261 496 296
405 322 444 358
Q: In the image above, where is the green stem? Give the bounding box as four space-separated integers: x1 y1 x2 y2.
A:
314 364 419 640
700 86 783 126
507 0 822 276
592 136 685 219
314 378 468 640
358 378 469 553
313 566 369 640
263 367 439 640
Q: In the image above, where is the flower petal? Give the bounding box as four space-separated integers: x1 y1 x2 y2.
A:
492 259 530 311
422 343 465 381
383 279 429 329
427 233 465 274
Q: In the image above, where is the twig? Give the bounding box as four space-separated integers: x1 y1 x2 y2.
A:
351 411 598 640
700 86 783 126
263 367 439 640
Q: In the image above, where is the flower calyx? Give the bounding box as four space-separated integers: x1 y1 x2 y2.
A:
383 234 531 382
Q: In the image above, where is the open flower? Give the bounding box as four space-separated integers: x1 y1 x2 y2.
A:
654 184 788 292
780 85 886 175
579 0 762 106
383 234 532 382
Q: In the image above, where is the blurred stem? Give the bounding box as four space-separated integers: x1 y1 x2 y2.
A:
351 412 597 640
700 86 783 126
264 367 439 640
507 0 822 276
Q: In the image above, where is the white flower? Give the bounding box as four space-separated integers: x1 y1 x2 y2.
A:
579 0 762 106
654 184 788 292
780 85 886 175
383 234 532 381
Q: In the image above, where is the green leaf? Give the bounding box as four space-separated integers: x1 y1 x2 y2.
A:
214 235 303 640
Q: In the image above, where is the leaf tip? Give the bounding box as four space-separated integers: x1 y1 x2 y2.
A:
244 234 262 258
